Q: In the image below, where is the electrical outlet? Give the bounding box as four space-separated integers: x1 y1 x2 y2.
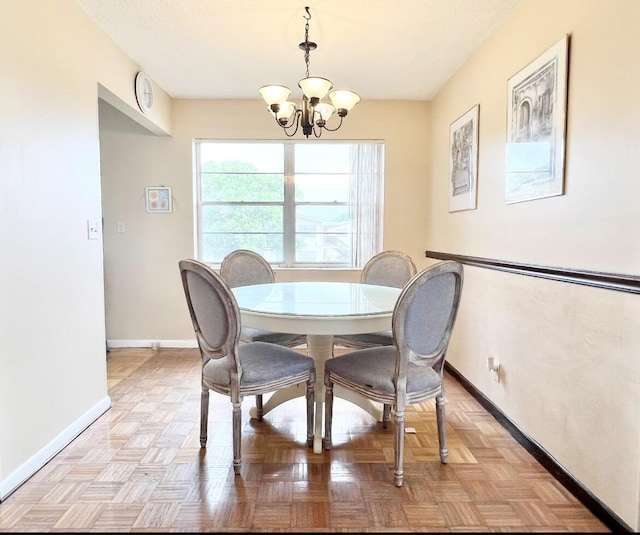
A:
491 363 501 383
487 357 501 383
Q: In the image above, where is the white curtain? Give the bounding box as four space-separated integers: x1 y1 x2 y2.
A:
349 143 384 268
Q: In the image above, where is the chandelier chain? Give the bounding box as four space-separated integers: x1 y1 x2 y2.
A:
303 7 311 78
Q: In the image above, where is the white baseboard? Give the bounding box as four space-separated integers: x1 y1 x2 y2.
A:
107 339 198 349
0 396 112 501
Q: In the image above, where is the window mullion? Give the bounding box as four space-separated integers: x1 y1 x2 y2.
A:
283 144 296 267
194 140 203 260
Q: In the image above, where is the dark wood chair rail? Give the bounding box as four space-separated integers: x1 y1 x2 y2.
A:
425 251 640 295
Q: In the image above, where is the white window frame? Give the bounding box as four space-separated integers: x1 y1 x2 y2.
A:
193 140 384 268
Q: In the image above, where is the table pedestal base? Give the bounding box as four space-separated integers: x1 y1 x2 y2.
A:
249 334 383 454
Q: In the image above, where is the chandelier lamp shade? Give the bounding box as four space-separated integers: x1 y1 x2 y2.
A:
258 6 361 138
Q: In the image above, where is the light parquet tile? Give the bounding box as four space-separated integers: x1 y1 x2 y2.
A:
402 503 448 528
290 501 329 529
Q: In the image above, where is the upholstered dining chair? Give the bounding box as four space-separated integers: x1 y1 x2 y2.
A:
179 258 316 474
220 249 307 348
323 260 464 487
332 250 417 351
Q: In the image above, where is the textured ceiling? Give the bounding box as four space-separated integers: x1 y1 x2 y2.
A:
75 0 520 101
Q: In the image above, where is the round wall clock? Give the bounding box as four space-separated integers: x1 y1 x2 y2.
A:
134 71 154 114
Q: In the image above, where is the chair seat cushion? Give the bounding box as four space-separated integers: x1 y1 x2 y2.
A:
204 341 314 386
325 346 441 394
240 327 305 347
334 330 393 347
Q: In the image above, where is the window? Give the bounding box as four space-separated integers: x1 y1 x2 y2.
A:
194 140 384 268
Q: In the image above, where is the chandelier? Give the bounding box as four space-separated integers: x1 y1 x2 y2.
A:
258 6 361 138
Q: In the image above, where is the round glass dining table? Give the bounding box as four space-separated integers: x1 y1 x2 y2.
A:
232 281 401 453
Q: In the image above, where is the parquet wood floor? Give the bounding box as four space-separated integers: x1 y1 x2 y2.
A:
0 347 609 532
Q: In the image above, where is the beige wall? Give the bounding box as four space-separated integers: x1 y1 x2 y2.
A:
427 0 640 529
0 0 171 499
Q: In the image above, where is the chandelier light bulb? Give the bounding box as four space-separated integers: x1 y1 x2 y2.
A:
298 77 333 101
329 90 361 115
314 102 335 123
258 85 292 106
270 101 297 125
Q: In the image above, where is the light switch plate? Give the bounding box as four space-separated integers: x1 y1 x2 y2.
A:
87 220 100 240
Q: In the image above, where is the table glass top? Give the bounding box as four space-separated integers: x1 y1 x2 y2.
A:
232 281 401 318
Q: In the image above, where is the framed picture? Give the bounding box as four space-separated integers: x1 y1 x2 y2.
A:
145 186 172 213
449 104 479 212
505 34 570 204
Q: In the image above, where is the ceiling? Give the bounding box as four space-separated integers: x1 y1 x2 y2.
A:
76 0 520 102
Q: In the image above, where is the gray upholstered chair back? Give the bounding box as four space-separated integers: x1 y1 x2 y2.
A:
179 259 241 369
218 249 306 348
331 250 417 352
394 261 463 373
220 249 274 288
361 250 417 288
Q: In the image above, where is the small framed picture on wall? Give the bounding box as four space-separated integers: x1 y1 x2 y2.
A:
449 104 479 212
145 186 173 213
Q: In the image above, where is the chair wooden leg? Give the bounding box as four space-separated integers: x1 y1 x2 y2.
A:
255 395 263 421
383 404 391 428
436 392 448 463
323 376 334 450
394 409 405 487
232 400 242 475
200 387 209 448
306 372 315 447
